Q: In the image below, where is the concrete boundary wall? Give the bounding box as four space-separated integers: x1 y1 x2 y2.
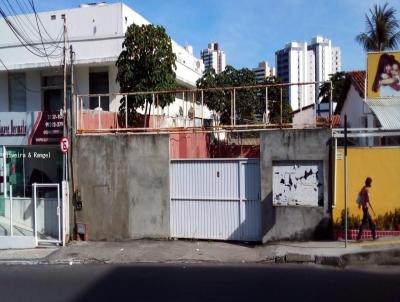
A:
260 129 332 242
73 135 170 241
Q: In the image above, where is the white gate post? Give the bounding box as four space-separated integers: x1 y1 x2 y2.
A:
33 183 38 247
9 185 13 237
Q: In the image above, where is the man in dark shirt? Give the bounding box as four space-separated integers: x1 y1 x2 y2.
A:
356 177 377 241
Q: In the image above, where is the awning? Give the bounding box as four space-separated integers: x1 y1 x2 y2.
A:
366 98 400 130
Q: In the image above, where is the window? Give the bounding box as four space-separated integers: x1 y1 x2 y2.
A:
89 71 109 110
42 75 69 112
1 146 62 198
8 73 26 112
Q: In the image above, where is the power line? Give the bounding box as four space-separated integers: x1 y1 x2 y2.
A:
0 57 41 93
29 0 51 66
0 0 63 59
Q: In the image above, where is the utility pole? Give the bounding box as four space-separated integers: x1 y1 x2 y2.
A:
62 15 67 181
69 45 74 189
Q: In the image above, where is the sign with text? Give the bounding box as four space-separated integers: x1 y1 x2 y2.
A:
367 51 400 99
0 112 63 146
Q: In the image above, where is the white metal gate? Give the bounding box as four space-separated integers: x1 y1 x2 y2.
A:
33 183 62 246
170 159 261 241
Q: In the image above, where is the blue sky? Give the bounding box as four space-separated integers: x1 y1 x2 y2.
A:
35 0 395 72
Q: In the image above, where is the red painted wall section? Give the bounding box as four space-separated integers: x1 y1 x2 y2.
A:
80 111 117 130
170 133 260 159
170 133 209 159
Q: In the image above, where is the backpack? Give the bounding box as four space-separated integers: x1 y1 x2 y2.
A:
356 191 364 206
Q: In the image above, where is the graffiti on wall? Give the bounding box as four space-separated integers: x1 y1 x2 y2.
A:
273 161 323 206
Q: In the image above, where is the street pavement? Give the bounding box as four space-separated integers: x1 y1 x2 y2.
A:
1 237 400 267
0 263 399 302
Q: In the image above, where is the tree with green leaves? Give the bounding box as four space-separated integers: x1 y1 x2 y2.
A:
196 65 258 125
260 76 292 124
116 24 177 126
356 3 400 51
318 72 346 104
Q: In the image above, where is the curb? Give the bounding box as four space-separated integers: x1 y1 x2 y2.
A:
0 249 399 267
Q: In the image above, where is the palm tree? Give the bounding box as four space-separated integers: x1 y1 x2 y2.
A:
356 3 400 51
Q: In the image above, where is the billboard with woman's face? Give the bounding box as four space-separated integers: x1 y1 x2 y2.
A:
368 52 400 98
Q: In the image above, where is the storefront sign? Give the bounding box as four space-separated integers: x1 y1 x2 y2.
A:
0 112 63 146
0 119 27 136
30 112 64 145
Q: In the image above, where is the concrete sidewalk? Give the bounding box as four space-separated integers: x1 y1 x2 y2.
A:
1 237 400 267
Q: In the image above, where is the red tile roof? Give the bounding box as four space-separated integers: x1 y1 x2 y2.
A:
347 70 365 98
335 70 366 114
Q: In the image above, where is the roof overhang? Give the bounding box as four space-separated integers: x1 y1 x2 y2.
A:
366 98 400 129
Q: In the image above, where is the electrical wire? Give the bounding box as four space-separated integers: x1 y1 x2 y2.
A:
29 0 51 66
0 57 41 93
0 0 63 59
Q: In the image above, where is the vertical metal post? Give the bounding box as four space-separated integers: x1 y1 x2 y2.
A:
233 88 236 126
167 95 170 120
115 102 118 130
183 92 186 127
57 184 62 245
330 81 333 124
201 90 204 127
33 183 38 247
265 87 268 124
70 45 75 133
3 146 6 199
125 95 128 128
192 92 195 127
152 94 156 129
344 114 348 247
238 161 242 237
280 87 283 125
9 185 13 236
80 97 83 130
333 136 337 207
65 153 68 181
230 91 234 126
98 95 101 130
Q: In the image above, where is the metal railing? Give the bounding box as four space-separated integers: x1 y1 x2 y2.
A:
75 81 334 134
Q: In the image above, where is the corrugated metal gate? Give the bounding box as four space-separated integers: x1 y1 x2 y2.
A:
170 159 261 241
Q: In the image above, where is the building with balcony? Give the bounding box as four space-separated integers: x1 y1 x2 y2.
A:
0 2 208 247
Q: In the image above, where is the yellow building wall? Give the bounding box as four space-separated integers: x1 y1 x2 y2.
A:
334 147 400 221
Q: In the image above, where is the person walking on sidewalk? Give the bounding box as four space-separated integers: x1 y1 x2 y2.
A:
357 177 377 241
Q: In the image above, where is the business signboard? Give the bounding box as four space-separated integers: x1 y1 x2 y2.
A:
367 51 400 99
0 112 63 145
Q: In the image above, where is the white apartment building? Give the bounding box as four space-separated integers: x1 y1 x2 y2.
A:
275 36 341 111
200 42 226 74
252 61 276 83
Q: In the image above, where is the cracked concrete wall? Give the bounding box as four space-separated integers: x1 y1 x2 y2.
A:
73 135 170 241
260 129 332 243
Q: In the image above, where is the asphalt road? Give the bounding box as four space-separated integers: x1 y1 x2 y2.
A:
0 263 399 302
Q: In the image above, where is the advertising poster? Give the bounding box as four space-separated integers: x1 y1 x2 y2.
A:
367 52 400 99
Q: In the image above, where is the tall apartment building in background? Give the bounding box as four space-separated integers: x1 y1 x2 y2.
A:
253 61 276 83
200 42 226 74
275 36 341 111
